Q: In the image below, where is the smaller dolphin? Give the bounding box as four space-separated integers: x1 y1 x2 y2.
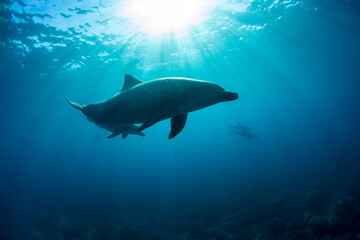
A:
66 98 145 139
228 122 258 140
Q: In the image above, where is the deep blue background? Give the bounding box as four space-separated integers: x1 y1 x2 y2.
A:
1 0 360 239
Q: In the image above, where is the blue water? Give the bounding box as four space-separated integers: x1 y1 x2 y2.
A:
1 0 360 239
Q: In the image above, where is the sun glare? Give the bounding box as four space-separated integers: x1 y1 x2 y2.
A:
122 0 216 37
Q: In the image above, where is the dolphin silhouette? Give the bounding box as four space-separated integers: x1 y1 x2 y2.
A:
83 115 145 139
66 74 238 139
227 122 258 139
67 100 145 139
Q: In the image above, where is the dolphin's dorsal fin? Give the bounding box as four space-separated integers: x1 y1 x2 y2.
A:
169 113 188 139
121 74 142 91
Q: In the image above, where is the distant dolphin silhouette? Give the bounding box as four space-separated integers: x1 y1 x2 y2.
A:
227 122 258 139
66 74 238 139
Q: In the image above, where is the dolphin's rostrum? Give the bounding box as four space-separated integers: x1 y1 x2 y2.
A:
67 74 238 139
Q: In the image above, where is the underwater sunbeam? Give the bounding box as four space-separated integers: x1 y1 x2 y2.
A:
122 0 217 37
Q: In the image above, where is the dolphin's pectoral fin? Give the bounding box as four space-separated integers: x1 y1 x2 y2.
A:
138 119 160 132
169 113 188 139
122 133 128 139
138 103 175 132
107 132 121 138
121 74 143 91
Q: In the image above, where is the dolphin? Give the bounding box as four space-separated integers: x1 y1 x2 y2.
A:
83 115 145 139
66 74 238 139
67 100 145 139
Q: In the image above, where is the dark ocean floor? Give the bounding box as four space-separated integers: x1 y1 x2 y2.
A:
1 177 360 240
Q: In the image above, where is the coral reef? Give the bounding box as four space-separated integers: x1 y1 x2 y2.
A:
2 180 360 240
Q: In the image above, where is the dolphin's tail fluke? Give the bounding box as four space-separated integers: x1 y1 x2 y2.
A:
66 98 83 111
